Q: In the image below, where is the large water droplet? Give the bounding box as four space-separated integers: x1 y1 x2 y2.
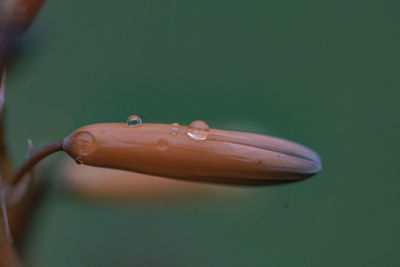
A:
157 138 169 150
187 120 210 140
127 115 142 127
70 132 97 156
170 122 180 136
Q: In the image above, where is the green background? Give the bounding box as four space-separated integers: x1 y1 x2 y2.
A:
5 0 399 266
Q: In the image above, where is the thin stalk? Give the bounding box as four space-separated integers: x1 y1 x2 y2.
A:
0 178 21 267
0 70 11 181
0 117 11 180
11 140 63 186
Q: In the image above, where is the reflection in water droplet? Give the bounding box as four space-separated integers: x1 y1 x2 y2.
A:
157 138 169 150
170 122 180 136
187 120 210 140
127 115 142 127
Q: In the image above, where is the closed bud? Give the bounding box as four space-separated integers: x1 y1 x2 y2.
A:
63 122 321 185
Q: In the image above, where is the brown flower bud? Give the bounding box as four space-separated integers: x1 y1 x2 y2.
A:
63 122 321 185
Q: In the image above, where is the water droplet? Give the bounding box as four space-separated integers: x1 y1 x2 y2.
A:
127 115 142 127
70 132 97 156
157 138 169 150
170 122 180 136
187 120 210 140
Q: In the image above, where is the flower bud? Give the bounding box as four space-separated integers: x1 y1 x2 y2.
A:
63 122 321 185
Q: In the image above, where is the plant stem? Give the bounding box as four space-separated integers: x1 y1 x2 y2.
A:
0 71 11 181
0 178 21 267
11 140 64 186
0 117 11 181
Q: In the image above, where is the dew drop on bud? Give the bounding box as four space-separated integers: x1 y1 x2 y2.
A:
187 120 210 140
170 122 180 136
70 132 97 156
127 115 142 127
157 138 169 150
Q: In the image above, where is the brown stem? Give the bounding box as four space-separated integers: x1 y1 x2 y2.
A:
0 117 11 181
7 140 63 242
11 140 64 186
0 70 11 182
0 179 21 267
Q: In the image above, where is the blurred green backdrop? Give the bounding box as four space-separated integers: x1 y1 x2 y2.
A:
5 0 400 266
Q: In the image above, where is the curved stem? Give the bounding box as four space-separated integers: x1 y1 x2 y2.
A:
0 177 21 267
11 140 64 186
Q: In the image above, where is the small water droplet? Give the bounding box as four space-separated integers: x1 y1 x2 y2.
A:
157 138 169 150
99 129 106 134
187 120 210 140
127 115 142 127
170 122 180 136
